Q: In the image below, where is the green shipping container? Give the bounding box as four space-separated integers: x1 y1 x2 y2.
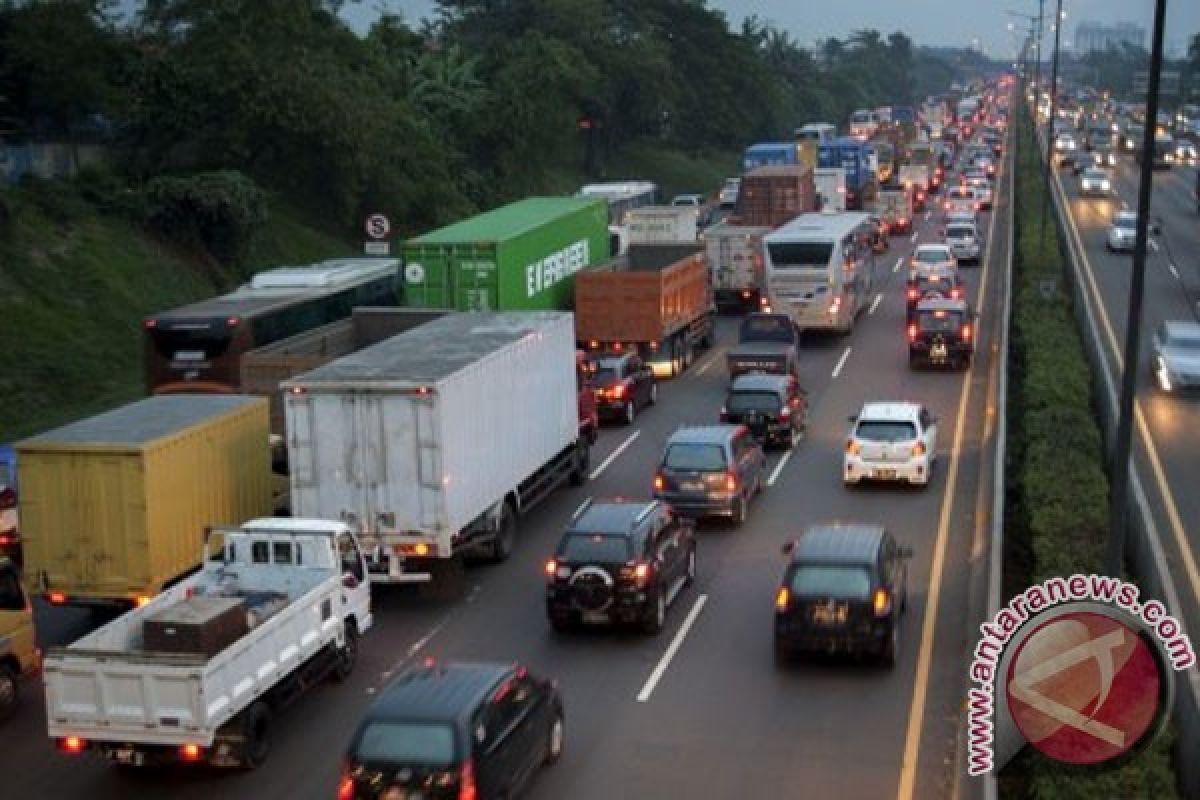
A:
402 197 610 311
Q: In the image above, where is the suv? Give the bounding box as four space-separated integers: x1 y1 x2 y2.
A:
544 499 696 633
720 374 807 449
905 265 964 320
773 524 911 667
653 425 766 526
843 402 938 487
589 352 657 425
943 220 982 265
340 660 564 800
942 185 978 216
910 243 956 274
908 298 975 369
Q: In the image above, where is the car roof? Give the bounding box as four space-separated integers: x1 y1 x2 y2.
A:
858 401 920 421
366 661 513 725
570 499 660 535
729 374 790 392
667 425 739 446
1161 320 1200 339
791 524 887 566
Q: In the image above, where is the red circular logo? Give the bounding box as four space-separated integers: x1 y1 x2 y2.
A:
1006 611 1164 765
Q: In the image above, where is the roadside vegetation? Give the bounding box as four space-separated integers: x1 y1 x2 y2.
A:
999 102 1179 800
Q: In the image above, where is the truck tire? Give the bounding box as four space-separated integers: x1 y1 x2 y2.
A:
568 442 590 487
238 702 273 769
0 664 17 722
486 502 517 563
332 621 358 683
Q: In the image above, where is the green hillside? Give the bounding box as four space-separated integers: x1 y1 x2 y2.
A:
0 182 352 441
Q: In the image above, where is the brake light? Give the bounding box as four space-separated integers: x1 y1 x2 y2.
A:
610 384 626 399
136 595 152 608
962 324 972 340
48 592 67 605
974 203 981 211
337 774 356 800
950 287 962 299
907 288 918 300
943 201 950 210
873 588 892 616
846 439 861 455
829 298 842 314
226 316 240 327
775 587 790 611
913 441 927 456
907 324 918 341
653 474 665 491
143 318 157 329
742 289 751 298
179 744 203 762
459 758 478 800
544 559 558 577
724 472 738 492
780 405 791 418
60 737 86 754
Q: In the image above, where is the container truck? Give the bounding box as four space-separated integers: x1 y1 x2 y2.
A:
869 187 915 235
703 222 771 311
732 165 817 228
43 518 371 768
578 181 660 255
742 142 800 172
818 137 875 210
401 197 610 312
0 555 36 722
625 205 700 245
575 245 715 377
17 396 272 610
283 312 589 596
814 168 848 211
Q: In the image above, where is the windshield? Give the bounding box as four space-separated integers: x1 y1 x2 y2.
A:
1083 170 1107 180
1165 330 1200 349
353 722 457 767
789 565 872 600
1114 214 1137 229
591 366 620 385
918 310 965 331
768 241 834 269
726 391 781 413
855 420 918 442
559 533 632 563
663 442 727 472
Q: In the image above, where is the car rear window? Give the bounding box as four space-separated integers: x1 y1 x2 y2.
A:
918 310 964 331
591 367 619 384
915 249 949 264
855 420 918 442
789 565 872 599
560 533 632 563
354 722 457 766
726 391 780 413
663 442 727 472
946 226 974 239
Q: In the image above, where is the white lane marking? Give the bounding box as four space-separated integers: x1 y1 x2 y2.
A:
869 293 884 315
767 449 793 487
1149 239 1159 253
924 211 932 221
588 430 640 480
893 256 904 273
636 593 708 703
1169 262 1180 279
910 231 918 243
693 349 725 376
831 346 853 378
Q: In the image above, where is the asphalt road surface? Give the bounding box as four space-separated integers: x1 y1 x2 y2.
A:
3 161 1012 800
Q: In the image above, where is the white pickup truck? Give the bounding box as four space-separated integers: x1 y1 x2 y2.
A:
43 518 372 768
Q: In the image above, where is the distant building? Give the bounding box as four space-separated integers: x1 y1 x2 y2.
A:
1073 21 1146 54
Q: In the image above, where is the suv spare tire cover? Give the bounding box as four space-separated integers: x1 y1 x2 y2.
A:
570 566 615 612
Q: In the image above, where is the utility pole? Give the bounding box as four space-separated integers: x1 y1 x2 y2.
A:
1106 0 1169 576
1039 0 1063 243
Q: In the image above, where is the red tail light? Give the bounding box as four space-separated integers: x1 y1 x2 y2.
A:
962 324 972 340
653 474 665 491
459 759 478 800
48 592 67 605
60 737 86 755
943 201 950 210
907 288 918 300
610 384 626 399
143 318 157 329
724 472 738 492
179 744 203 762
907 324 918 341
950 288 962 299
337 773 356 800
632 562 652 587
780 405 791 418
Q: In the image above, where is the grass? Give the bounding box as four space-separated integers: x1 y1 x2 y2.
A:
0 181 351 441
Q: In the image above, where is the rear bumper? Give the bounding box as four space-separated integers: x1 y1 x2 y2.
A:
546 590 649 624
909 342 973 365
654 490 738 517
775 619 892 655
844 455 930 485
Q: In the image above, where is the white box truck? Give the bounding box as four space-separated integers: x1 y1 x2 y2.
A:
703 222 771 311
43 518 371 769
282 312 588 595
626 205 699 245
814 168 847 211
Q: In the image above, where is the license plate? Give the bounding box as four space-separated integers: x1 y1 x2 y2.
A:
812 605 848 626
582 611 609 625
932 345 947 358
874 469 897 480
680 481 704 491
111 748 144 766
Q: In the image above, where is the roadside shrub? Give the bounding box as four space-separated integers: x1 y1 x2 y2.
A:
75 165 144 219
143 170 268 265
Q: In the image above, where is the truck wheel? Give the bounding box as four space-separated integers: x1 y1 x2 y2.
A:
487 502 517 562
568 442 590 487
0 664 17 721
239 702 272 769
332 621 358 682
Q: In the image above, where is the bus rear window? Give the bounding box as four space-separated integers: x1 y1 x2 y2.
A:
149 326 233 360
768 242 834 269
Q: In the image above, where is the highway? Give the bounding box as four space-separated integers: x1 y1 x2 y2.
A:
2 163 1012 800
1050 147 1200 634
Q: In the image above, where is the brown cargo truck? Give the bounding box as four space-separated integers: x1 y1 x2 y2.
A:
731 165 817 228
576 244 715 378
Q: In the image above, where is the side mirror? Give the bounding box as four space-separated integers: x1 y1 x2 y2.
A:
898 546 914 559
781 541 795 556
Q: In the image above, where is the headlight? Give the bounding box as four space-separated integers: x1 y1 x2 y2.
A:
1101 181 1111 190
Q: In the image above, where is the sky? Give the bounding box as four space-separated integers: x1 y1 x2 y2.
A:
349 0 1199 60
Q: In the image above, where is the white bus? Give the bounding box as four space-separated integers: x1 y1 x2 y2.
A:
762 211 878 334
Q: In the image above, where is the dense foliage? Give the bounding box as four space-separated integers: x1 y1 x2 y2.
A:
0 0 968 240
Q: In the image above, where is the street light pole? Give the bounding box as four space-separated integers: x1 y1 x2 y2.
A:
1106 0 1169 576
1040 0 1063 243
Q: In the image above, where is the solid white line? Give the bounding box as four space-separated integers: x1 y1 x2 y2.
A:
767 450 793 486
831 346 852 378
636 593 708 703
693 349 725 376
893 256 904 273
924 211 932 221
588 430 640 480
1149 239 1159 253
869 293 883 315
1168 262 1180 279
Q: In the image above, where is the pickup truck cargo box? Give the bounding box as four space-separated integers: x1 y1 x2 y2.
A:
401 197 609 312
704 223 771 310
17 396 272 607
732 165 817 228
240 307 450 437
283 312 581 582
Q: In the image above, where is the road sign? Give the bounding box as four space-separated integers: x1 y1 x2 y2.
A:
364 213 391 241
364 241 390 256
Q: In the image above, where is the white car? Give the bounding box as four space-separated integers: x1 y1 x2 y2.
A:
718 179 740 208
944 221 983 264
1106 210 1137 252
1080 168 1114 197
942 185 979 216
911 243 957 276
672 194 705 208
844 402 938 487
965 177 993 210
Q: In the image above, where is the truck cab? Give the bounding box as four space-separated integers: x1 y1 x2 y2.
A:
0 556 36 721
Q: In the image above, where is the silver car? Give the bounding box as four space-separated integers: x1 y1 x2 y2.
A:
944 222 983 265
1153 321 1200 392
1105 210 1137 253
1080 168 1113 197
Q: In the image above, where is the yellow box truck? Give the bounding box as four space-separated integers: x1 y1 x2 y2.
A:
17 395 271 609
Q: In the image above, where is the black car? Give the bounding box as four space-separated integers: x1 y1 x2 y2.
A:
908 297 975 369
340 660 563 800
905 269 964 320
589 352 657 425
720 374 807 449
773 524 912 667
653 425 766 525
544 499 696 634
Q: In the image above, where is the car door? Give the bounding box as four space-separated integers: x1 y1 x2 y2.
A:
919 407 938 455
336 531 373 634
474 680 527 797
504 673 551 793
625 356 646 405
651 517 681 591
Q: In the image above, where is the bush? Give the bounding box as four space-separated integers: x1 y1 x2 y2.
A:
142 171 268 265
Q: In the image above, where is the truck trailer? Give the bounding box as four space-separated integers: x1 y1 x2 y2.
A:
283 312 589 596
704 222 771 311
